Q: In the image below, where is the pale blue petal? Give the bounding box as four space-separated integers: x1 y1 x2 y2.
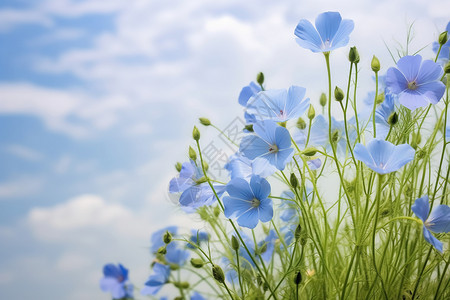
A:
427 204 450 233
411 196 430 222
307 158 322 170
250 175 271 199
237 207 259 229
354 143 376 168
276 148 294 170
386 67 408 94
274 126 292 150
240 135 270 159
294 19 322 52
384 143 415 172
315 12 342 44
330 19 354 49
227 177 253 200
416 81 446 104
258 198 273 222
422 227 443 253
398 90 428 110
239 82 261 106
224 196 251 218
252 157 277 177
397 55 422 82
253 120 278 144
100 277 119 292
416 59 444 84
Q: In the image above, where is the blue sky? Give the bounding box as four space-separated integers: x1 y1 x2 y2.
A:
0 0 448 299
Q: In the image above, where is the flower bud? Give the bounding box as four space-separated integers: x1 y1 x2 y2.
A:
199 117 211 126
193 126 200 141
348 46 360 64
307 104 315 120
294 224 302 240
319 93 327 107
263 282 269 292
290 173 298 189
258 243 268 255
302 147 317 156
439 31 448 45
244 124 254 132
371 55 380 72
294 271 302 285
188 146 197 161
163 231 172 244
175 162 182 172
213 205 221 217
257 72 265 85
387 112 398 126
190 258 204 268
334 86 344 102
157 246 167 255
231 235 239 251
174 281 190 289
444 62 450 74
296 117 306 130
202 160 209 172
212 264 225 284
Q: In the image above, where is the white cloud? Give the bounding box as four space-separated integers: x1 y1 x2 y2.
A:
0 9 52 32
3 144 43 161
0 177 44 199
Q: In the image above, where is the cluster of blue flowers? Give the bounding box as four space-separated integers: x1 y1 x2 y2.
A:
100 12 450 300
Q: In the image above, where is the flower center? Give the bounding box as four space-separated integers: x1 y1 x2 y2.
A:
408 80 418 90
251 198 261 208
268 144 278 153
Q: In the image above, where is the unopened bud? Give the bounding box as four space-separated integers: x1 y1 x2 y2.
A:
199 117 211 126
212 264 225 284
307 105 315 120
371 55 380 72
257 72 265 86
193 126 200 141
157 246 167 255
319 93 327 107
188 146 197 161
334 86 344 102
244 124 254 132
444 62 450 74
202 160 209 171
290 173 298 189
294 271 302 285
297 117 306 130
348 46 360 64
439 31 448 45
387 112 398 126
190 258 204 268
302 147 317 156
258 243 268 255
175 162 182 172
163 231 172 244
231 236 239 251
263 282 269 292
213 205 221 217
295 224 302 240
174 281 190 289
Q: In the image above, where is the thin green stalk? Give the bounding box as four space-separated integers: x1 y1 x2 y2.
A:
372 72 379 138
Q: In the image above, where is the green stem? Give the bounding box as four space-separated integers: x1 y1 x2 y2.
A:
372 72 379 138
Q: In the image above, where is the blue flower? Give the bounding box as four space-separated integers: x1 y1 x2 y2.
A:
240 120 294 172
246 86 310 122
374 93 396 138
165 243 190 266
412 196 450 253
151 226 178 253
141 263 170 296
258 229 278 262
169 160 225 212
191 292 206 300
385 55 445 110
223 175 273 229
303 115 356 156
187 229 209 249
239 82 262 106
100 263 134 299
294 11 354 53
353 139 415 174
225 153 275 179
432 22 450 61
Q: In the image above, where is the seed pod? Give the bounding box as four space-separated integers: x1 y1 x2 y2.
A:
348 46 360 64
212 264 225 284
257 72 265 85
231 235 239 251
290 173 298 189
334 86 344 102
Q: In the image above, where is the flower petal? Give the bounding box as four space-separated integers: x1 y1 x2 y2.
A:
386 67 408 94
416 59 444 84
330 19 354 49
411 196 430 223
397 55 422 82
315 12 342 45
294 19 322 52
258 198 274 222
427 204 450 233
398 90 428 110
422 227 443 253
237 208 260 229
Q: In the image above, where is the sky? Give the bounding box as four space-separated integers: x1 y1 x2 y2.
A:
0 0 448 299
